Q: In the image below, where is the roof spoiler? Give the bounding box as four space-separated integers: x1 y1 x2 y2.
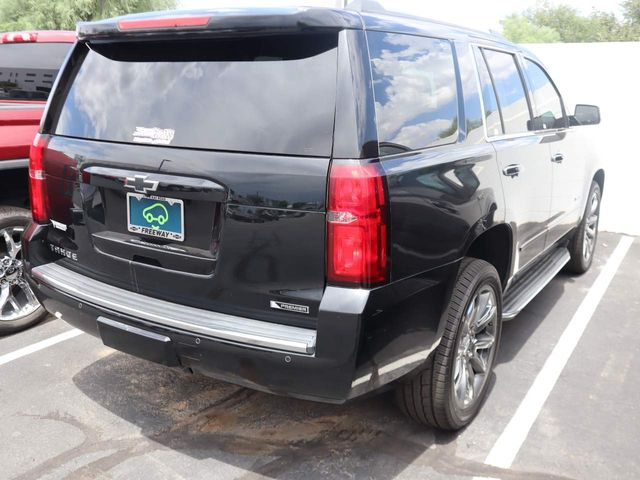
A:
76 7 362 41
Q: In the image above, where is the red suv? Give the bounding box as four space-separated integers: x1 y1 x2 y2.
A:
0 30 74 334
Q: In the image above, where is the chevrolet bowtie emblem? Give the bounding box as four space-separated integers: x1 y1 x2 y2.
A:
124 175 159 195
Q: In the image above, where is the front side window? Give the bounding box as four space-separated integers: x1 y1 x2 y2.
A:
368 32 458 155
482 49 531 135
524 59 566 129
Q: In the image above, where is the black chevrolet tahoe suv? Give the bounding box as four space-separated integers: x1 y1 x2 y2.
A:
23 4 603 430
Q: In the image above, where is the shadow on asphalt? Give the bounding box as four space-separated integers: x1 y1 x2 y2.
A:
63 351 565 479
498 272 571 364
69 354 443 478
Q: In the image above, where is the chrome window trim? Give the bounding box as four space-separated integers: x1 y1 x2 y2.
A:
31 263 317 355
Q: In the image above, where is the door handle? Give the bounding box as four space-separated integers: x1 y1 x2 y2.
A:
551 153 564 163
502 164 522 178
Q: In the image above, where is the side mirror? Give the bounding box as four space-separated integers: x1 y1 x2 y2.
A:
573 104 600 126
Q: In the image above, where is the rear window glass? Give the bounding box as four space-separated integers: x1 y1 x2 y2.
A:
0 43 71 101
368 32 458 156
54 34 338 157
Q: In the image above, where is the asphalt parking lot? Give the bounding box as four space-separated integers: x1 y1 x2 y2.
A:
1 231 638 480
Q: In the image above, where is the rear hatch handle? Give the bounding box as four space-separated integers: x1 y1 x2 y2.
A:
83 166 228 202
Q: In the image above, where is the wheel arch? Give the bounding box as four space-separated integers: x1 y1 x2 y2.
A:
463 223 513 289
593 169 605 193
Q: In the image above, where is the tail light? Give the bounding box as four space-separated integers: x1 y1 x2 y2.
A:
29 134 49 223
327 163 388 287
1 32 37 43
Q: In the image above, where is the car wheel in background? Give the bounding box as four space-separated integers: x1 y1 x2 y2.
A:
566 181 601 274
0 207 47 335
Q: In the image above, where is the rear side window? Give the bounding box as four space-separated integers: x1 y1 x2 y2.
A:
455 44 484 143
473 48 503 137
368 32 458 155
0 43 71 101
482 49 531 135
523 59 566 129
53 34 338 157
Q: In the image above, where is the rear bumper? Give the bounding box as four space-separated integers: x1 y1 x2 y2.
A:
32 263 317 355
26 262 363 403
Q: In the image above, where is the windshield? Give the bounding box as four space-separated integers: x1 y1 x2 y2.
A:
0 42 71 101
53 33 339 157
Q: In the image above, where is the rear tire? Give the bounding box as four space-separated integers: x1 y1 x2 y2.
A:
395 258 502 430
566 181 601 274
0 207 47 335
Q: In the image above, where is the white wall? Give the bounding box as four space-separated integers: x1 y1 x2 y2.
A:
525 42 640 236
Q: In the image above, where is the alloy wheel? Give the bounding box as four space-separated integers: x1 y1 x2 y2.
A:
0 226 41 322
583 191 600 262
452 285 499 410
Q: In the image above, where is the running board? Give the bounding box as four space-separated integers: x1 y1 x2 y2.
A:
503 248 570 320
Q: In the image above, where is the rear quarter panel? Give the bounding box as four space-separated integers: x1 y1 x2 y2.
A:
0 104 43 160
382 142 504 280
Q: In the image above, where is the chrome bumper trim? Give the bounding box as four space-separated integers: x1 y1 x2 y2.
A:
31 263 316 355
0 158 28 170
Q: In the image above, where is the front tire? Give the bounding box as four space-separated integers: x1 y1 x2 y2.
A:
395 258 502 430
0 207 47 335
566 181 601 274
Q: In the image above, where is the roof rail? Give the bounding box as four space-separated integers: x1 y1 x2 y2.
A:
345 0 387 13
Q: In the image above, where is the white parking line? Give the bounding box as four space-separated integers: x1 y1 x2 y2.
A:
0 328 83 367
484 235 634 470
